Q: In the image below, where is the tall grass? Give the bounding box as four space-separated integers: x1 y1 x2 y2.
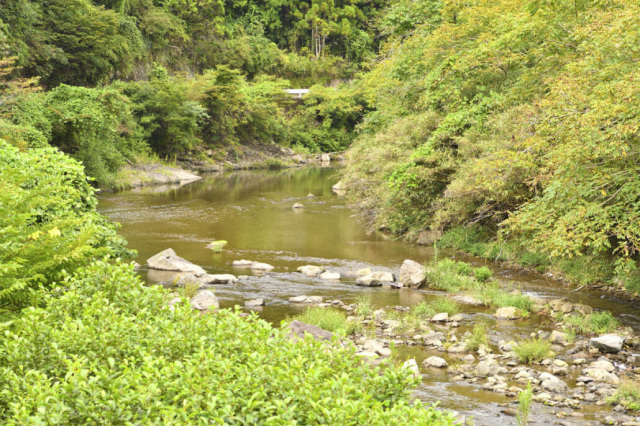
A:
293 307 360 335
563 311 620 335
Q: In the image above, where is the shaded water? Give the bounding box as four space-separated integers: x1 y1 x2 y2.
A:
99 167 639 424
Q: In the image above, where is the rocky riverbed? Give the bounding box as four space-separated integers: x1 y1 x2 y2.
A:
144 246 640 425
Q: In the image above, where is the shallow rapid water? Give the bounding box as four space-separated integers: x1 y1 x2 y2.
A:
99 166 640 425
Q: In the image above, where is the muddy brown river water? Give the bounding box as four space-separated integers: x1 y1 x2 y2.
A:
99 166 640 425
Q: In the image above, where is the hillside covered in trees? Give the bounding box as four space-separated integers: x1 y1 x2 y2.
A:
0 0 382 186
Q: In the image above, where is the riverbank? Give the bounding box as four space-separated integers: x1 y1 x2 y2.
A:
110 144 346 191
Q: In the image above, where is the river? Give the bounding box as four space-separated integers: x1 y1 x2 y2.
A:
99 166 640 425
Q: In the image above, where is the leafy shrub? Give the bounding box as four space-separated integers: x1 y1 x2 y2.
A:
0 141 133 310
424 259 478 292
473 267 492 283
608 380 640 411
14 84 148 188
465 323 489 352
293 307 360 335
355 296 373 318
517 382 534 426
456 262 473 276
0 261 456 424
513 338 552 364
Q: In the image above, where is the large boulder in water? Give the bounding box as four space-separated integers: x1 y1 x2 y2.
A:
297 265 325 277
590 334 624 353
399 260 427 288
147 248 206 275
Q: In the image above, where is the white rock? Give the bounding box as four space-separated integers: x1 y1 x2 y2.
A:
305 296 323 304
356 274 383 287
539 372 568 393
319 271 341 280
550 330 569 346
202 274 238 284
297 265 325 277
494 307 522 320
251 262 275 271
590 334 624 353
399 259 427 288
431 312 449 322
190 290 219 311
245 299 265 307
293 203 304 209
232 260 253 267
289 296 308 303
147 248 206 275
423 356 448 368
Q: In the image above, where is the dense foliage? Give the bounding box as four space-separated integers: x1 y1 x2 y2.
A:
344 0 640 286
0 0 386 86
0 140 132 311
0 260 455 424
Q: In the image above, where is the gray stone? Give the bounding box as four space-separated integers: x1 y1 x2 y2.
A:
423 356 448 368
539 372 568 393
289 320 333 342
190 290 219 311
584 368 620 384
148 248 206 275
289 296 309 303
251 262 274 271
399 259 427 288
590 334 624 353
245 299 265 307
305 296 324 304
431 312 449 322
175 273 205 288
232 259 253 267
495 307 523 320
370 271 396 283
550 330 570 346
356 275 383 287
297 265 325 277
476 359 501 377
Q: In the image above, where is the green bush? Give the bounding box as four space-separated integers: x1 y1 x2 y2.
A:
293 307 360 335
0 261 456 424
473 267 492 283
424 259 478 292
456 262 473 276
413 298 460 318
513 338 552 364
0 141 133 310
